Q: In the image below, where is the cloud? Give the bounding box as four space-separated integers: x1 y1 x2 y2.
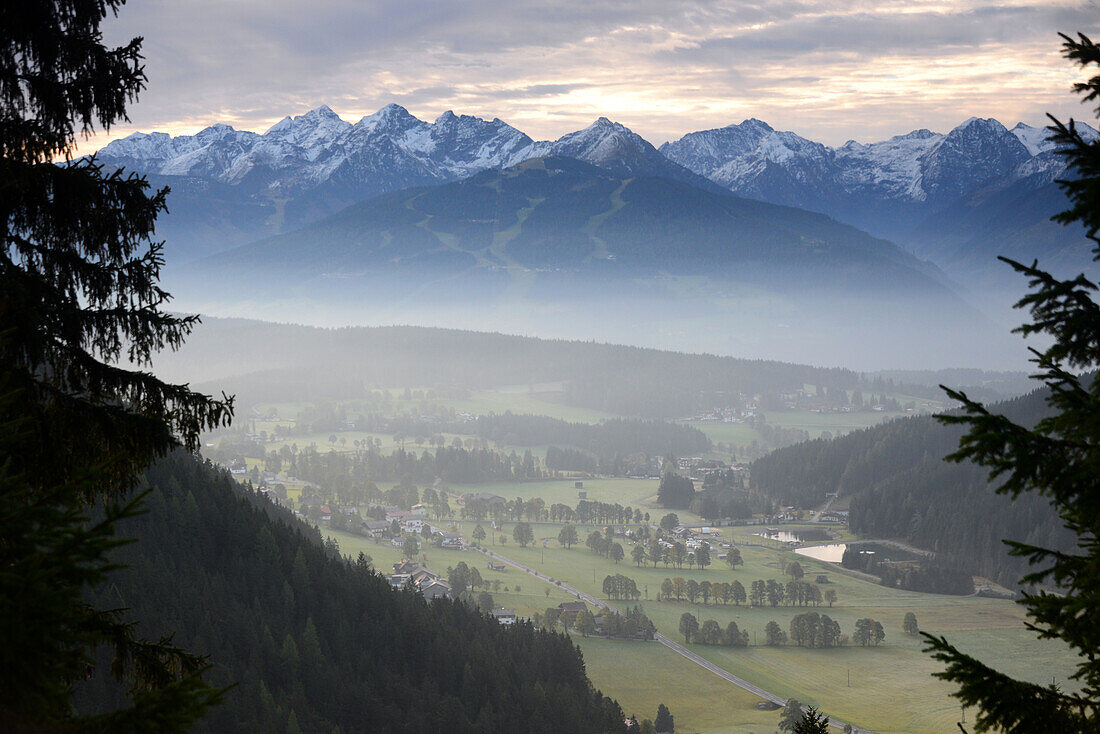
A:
82 0 1100 151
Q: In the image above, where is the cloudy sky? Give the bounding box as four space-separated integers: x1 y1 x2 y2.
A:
86 0 1100 151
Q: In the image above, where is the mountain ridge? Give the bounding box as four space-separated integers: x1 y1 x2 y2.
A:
100 105 1097 282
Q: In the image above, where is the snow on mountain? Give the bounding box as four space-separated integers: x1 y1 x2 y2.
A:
97 104 1098 277
423 111 534 175
836 129 942 200
97 104 534 196
1011 121 1099 156
100 106 1100 212
99 106 722 205
664 117 1037 206
915 118 1030 204
709 127 834 191
657 119 775 177
1012 122 1056 156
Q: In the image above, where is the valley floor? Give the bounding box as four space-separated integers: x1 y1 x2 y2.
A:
325 513 1076 734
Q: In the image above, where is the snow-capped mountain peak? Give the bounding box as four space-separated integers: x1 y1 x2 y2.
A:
357 103 424 133
1011 121 1100 156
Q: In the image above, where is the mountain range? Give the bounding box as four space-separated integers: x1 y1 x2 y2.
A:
99 105 715 259
93 104 1100 367
98 104 1097 286
661 116 1098 285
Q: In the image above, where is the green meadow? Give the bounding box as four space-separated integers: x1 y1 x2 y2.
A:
323 506 1076 734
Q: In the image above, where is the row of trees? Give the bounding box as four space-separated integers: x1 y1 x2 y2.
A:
789 612 843 648
631 538 715 570
749 579 836 608
660 577 746 605
678 611 883 650
658 576 838 607
586 531 626 563
678 614 750 647
540 605 655 641
602 574 642 601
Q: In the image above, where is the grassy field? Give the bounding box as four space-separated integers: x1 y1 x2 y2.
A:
405 519 1077 734
687 409 910 450
575 637 783 733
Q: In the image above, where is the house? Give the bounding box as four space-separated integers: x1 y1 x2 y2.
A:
393 560 420 574
460 492 507 507
385 573 411 589
401 518 425 534
439 532 464 549
418 578 451 600
490 608 517 625
409 567 438 585
362 519 390 536
558 601 588 626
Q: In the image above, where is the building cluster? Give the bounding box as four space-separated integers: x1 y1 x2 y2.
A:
385 561 452 600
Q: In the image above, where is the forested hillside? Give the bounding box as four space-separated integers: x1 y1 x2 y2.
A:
750 389 1074 586
152 320 1022 420
163 320 864 417
76 453 627 733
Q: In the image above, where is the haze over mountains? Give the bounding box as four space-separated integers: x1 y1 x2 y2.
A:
94 104 1097 368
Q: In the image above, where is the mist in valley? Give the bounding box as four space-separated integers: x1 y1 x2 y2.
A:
9 2 1100 734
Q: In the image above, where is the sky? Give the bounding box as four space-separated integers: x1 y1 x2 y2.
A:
85 0 1100 152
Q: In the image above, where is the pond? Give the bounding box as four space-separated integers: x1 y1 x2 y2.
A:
752 527 833 544
794 543 848 563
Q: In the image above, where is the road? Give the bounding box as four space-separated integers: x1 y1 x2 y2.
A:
474 545 868 732
809 494 839 523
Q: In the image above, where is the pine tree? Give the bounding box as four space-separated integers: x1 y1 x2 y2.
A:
778 699 805 732
793 707 830 734
0 2 232 729
921 32 1100 733
654 703 674 733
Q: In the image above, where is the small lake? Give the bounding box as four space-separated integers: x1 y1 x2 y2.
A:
752 528 832 544
794 543 848 563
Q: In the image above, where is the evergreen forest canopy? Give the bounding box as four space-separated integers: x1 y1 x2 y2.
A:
76 453 629 733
